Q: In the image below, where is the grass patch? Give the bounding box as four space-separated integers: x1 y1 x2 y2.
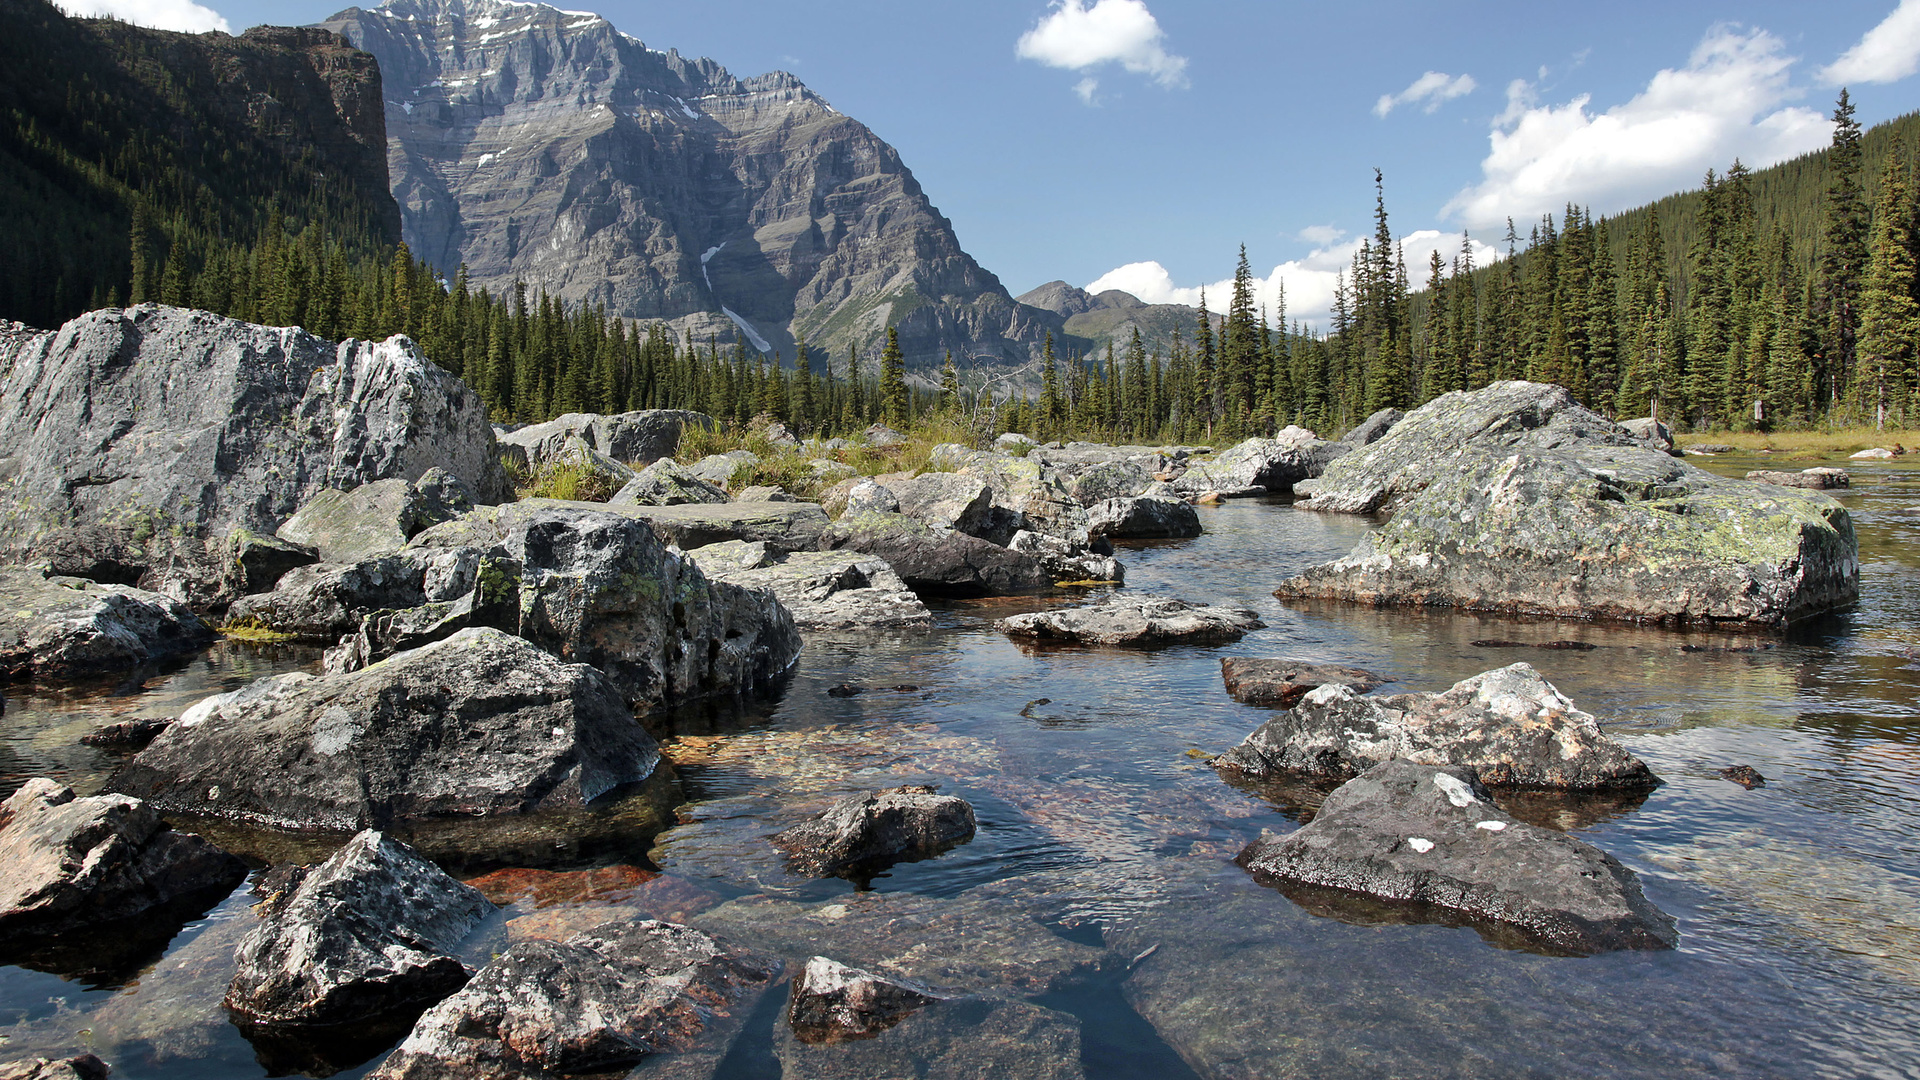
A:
517 458 627 502
219 617 301 643
1678 428 1920 455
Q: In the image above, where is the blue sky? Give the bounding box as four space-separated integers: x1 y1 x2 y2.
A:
61 0 1920 326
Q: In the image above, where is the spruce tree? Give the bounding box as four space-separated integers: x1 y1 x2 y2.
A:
1819 89 1870 417
878 326 908 426
1856 145 1917 429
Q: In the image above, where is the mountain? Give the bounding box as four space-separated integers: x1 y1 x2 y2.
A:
0 0 399 329
318 0 1059 370
1018 280 1216 360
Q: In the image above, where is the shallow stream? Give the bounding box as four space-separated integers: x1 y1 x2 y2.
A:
4 449 1918 1079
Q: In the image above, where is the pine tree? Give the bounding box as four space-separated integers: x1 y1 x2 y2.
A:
878 326 908 426
1856 144 1917 429
1819 89 1871 418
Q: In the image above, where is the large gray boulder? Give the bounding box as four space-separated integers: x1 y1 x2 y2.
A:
227 548 480 641
1171 428 1347 497
1237 761 1678 955
0 778 244 944
1006 530 1125 583
1282 382 1859 628
817 511 1051 598
610 458 730 506
769 785 977 879
495 410 712 473
997 595 1262 647
368 920 777 1080
107 627 667 832
276 472 473 565
891 473 995 535
927 445 1089 541
689 450 762 489
1085 496 1201 539
0 568 212 680
0 306 508 604
489 497 828 553
1213 662 1655 790
227 830 492 1028
687 541 932 630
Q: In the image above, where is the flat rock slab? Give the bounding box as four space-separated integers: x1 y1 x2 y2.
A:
1746 468 1849 489
277 474 470 564
0 568 212 681
688 541 931 630
1220 658 1385 708
109 627 666 833
998 595 1263 647
769 785 976 880
1236 760 1678 955
774 996 1084 1080
516 497 828 552
1213 662 1655 790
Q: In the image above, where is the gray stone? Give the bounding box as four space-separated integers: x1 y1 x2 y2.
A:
892 473 994 535
1172 428 1347 496
1221 658 1386 708
0 305 506 605
1851 446 1897 460
928 445 1089 541
687 542 931 630
689 451 762 489
994 432 1036 451
227 549 472 641
108 627 667 832
863 424 907 448
611 458 731 507
817 511 1050 597
1341 407 1403 446
1619 416 1675 452
769 785 976 879
843 479 899 515
495 411 712 473
1064 458 1158 504
1085 495 1201 539
776 997 1083 1079
1212 662 1657 790
786 956 944 1043
735 485 802 503
1236 760 1678 955
0 1057 109 1080
1747 467 1849 489
1005 530 1125 583
997 594 1261 646
230 531 319 595
227 830 492 1027
277 474 469 565
0 778 243 943
0 568 212 680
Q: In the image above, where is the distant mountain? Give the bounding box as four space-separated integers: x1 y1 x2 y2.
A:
0 0 399 329
1017 280 1217 360
319 0 1061 370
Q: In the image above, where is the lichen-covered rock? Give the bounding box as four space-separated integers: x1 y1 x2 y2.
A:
0 305 507 605
227 830 493 1028
687 541 931 630
227 549 477 641
495 410 712 473
1236 761 1678 955
108 627 666 832
892 473 995 535
844 479 900 516
611 458 730 506
1220 658 1385 708
276 474 470 565
997 595 1262 647
770 785 976 879
1171 428 1346 497
0 568 212 680
489 497 828 553
787 956 944 1043
1212 662 1656 790
818 511 1051 597
689 450 761 489
1620 416 1675 453
1341 407 1403 446
0 778 244 943
1747 467 1849 490
368 920 777 1080
1085 495 1201 539
927 445 1089 541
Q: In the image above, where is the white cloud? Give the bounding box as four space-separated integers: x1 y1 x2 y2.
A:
1296 225 1346 246
1820 0 1920 84
58 0 230 32
1085 231 1502 333
1374 71 1478 118
1074 77 1101 105
1017 0 1189 95
1443 25 1828 232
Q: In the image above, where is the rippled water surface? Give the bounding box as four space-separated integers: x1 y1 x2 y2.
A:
4 449 1919 1078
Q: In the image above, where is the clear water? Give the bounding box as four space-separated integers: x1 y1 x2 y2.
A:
4 449 1919 1079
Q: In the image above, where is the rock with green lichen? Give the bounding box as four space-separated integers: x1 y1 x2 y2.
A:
0 566 212 679
687 541 931 630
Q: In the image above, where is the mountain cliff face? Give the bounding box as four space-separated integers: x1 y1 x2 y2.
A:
1018 281 1215 361
320 0 1057 370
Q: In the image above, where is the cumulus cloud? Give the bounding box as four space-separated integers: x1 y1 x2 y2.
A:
1443 25 1828 232
1075 77 1101 105
58 0 230 32
1374 71 1478 118
1085 232 1502 333
1820 0 1920 84
1017 0 1189 96
1297 225 1347 246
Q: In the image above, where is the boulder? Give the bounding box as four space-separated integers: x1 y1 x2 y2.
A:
0 1057 109 1080
687 542 932 630
993 432 1036 451
108 627 667 832
1221 658 1385 708
227 830 493 1028
1212 662 1656 789
368 920 777 1080
1236 761 1678 955
736 485 802 502
1851 446 1896 460
230 531 320 595
1281 382 1859 628
1084 496 1201 539
0 778 244 943
1006 530 1125 583
276 473 471 565
892 473 995 535
495 410 711 472
863 423 907 448
997 595 1263 647
928 445 1088 541
1341 407 1403 446
770 785 976 879
227 549 477 641
844 479 900 515
1747 467 1849 490
689 450 762 488
787 956 944 1043
611 458 731 506
1619 416 1674 452
1172 428 1347 496
0 568 212 680
1064 458 1157 504
1686 443 1735 454
818 511 1051 597
0 305 507 605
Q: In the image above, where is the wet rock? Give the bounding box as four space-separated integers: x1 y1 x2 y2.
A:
827 684 864 697
997 595 1263 647
770 785 976 879
0 305 507 606
1747 467 1850 490
1341 407 1403 446
0 778 244 944
687 541 932 630
227 830 492 1028
1281 382 1858 628
612 458 731 506
1719 765 1767 789
1221 658 1385 708
775 997 1084 1080
368 920 777 1080
1236 760 1678 955
108 627 667 832
817 511 1051 597
892 473 995 535
79 717 172 749
495 410 711 473
1172 428 1346 497
0 1056 109 1080
1085 495 1201 539
787 955 944 1043
230 531 319 595
0 568 212 680
1005 530 1125 583
1213 662 1656 790
1620 416 1675 452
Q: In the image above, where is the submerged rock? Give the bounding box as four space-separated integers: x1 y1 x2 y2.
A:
1213 662 1656 790
109 627 666 832
776 996 1084 1080
997 595 1263 647
226 830 493 1029
787 955 944 1043
1236 760 1678 955
687 541 932 630
79 717 172 750
1282 382 1858 628
0 568 212 680
0 779 243 944
0 1057 109 1080
1719 765 1767 789
369 920 777 1080
769 785 977 879
1220 658 1386 708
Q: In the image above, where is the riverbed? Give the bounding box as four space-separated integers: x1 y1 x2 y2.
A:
4 448 1917 1079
